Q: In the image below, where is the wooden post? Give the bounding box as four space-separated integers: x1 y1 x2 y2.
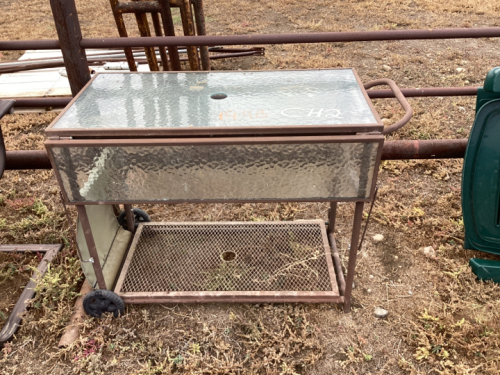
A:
50 0 91 96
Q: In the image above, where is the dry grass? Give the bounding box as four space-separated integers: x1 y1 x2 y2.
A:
1 0 500 374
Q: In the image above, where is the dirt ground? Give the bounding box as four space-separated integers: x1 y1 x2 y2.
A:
1 0 500 374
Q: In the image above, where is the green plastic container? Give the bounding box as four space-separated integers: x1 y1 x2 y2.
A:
462 67 500 281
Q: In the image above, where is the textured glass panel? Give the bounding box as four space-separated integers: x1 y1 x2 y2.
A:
51 142 379 203
52 70 378 130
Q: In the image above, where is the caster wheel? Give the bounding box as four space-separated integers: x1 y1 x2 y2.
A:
117 208 150 230
83 290 125 318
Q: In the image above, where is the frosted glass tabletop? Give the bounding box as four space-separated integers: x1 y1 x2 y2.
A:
50 70 379 131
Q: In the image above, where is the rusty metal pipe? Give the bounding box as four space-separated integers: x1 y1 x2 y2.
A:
369 86 478 98
10 97 71 107
0 51 262 75
80 27 500 48
6 151 53 170
382 139 468 160
3 27 500 50
116 1 161 13
2 139 468 172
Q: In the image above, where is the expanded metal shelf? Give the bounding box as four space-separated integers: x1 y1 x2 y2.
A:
114 220 341 303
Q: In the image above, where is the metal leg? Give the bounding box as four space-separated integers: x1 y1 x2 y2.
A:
159 0 182 71
108 0 137 71
124 204 135 233
192 0 210 70
151 13 170 71
133 11 159 71
343 202 364 313
327 201 337 234
76 206 107 290
179 0 200 70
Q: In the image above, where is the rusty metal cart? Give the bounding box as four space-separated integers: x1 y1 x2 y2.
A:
44 69 412 316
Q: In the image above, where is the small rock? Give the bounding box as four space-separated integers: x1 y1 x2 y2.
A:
369 275 374 279
367 289 372 293
422 246 436 258
373 234 384 242
394 256 398 260
374 307 389 319
456 67 465 73
382 65 392 72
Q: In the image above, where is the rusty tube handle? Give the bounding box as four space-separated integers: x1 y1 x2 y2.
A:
364 78 413 135
0 100 15 179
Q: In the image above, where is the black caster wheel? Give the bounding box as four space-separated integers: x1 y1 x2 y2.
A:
83 290 125 318
117 207 150 230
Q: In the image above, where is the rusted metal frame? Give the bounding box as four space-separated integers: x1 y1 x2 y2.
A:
75 206 107 290
123 204 135 232
132 3 160 72
49 0 91 96
192 0 209 70
327 232 345 296
358 187 378 251
113 221 145 293
364 79 413 135
0 100 15 179
158 0 182 70
0 244 62 344
67 197 375 206
108 0 138 71
178 0 200 70
45 134 384 148
118 292 344 304
320 220 340 296
343 201 364 313
59 191 78 248
47 123 384 138
151 13 170 70
0 244 62 252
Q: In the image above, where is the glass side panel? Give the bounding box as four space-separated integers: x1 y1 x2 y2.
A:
51 70 378 130
51 142 379 203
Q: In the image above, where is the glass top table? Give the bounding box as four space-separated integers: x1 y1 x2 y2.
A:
46 69 382 137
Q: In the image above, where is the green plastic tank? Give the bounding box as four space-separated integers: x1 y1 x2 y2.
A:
462 67 500 281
